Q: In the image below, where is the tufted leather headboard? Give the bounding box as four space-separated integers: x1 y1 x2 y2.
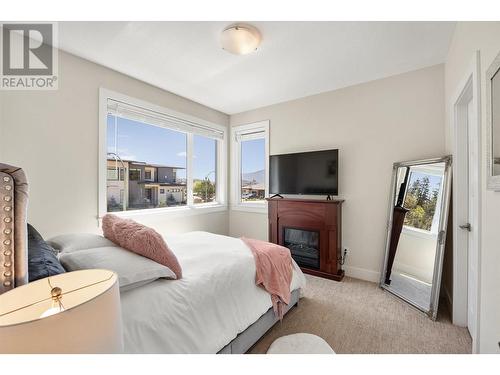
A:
0 164 28 294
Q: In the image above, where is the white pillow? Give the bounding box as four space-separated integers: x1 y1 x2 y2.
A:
59 246 176 292
48 233 117 253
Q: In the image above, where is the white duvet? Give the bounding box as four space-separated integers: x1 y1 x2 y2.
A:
120 231 306 353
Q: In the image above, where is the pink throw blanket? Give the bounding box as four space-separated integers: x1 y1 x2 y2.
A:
241 237 293 320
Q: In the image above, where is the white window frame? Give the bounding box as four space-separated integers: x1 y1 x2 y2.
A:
230 120 269 213
98 88 227 221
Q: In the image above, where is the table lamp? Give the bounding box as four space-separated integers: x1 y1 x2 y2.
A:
0 269 123 353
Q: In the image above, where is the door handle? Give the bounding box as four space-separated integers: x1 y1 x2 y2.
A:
459 223 472 232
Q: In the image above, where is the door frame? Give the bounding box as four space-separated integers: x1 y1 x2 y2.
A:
451 51 481 353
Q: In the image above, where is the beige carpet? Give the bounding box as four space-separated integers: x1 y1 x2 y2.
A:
249 275 471 354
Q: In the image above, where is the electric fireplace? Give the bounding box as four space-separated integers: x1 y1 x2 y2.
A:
283 228 320 269
267 197 344 281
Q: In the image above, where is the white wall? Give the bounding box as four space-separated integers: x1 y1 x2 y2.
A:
230 64 446 282
444 21 500 353
0 49 229 238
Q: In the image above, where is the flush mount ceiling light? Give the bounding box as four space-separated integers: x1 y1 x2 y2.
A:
221 24 261 55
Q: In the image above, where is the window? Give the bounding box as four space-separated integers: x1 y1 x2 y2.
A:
107 166 124 181
100 89 227 217
231 121 269 211
129 168 141 181
241 138 266 202
402 169 443 233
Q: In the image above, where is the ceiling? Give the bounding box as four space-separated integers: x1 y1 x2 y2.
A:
58 22 456 114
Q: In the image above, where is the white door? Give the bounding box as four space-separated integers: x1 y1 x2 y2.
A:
452 54 480 352
466 99 478 339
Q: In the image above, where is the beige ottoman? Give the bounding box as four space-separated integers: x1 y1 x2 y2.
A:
267 333 335 354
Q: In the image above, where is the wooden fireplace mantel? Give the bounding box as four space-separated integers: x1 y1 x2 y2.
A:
266 197 344 281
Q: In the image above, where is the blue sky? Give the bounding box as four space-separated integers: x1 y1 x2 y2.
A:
194 134 216 181
107 115 216 180
241 138 265 174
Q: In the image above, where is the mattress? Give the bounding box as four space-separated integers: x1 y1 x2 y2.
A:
119 231 306 353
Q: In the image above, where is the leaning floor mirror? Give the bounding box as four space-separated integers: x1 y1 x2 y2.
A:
380 156 452 320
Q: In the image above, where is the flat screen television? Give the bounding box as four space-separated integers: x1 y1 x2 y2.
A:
269 149 339 196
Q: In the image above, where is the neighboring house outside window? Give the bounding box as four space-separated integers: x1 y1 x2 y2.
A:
107 160 128 212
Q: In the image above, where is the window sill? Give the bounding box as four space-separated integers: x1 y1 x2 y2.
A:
102 203 227 220
230 203 268 214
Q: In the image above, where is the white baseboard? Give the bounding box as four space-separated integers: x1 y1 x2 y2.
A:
343 265 381 283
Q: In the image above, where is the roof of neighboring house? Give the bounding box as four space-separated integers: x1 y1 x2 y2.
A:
107 158 185 170
147 163 186 170
242 183 265 191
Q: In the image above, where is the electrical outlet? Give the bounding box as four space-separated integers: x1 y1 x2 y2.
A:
341 248 349 266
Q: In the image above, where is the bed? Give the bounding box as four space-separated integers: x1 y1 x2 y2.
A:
51 230 306 354
2 162 306 353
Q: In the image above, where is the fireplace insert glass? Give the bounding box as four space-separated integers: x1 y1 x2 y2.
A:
283 228 320 269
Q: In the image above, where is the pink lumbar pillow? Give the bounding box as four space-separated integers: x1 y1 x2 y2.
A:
102 214 182 279
102 213 120 244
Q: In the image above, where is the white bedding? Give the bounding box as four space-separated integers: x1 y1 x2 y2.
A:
120 231 306 353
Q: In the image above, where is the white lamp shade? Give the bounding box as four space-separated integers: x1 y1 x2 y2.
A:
221 24 261 55
0 269 123 353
